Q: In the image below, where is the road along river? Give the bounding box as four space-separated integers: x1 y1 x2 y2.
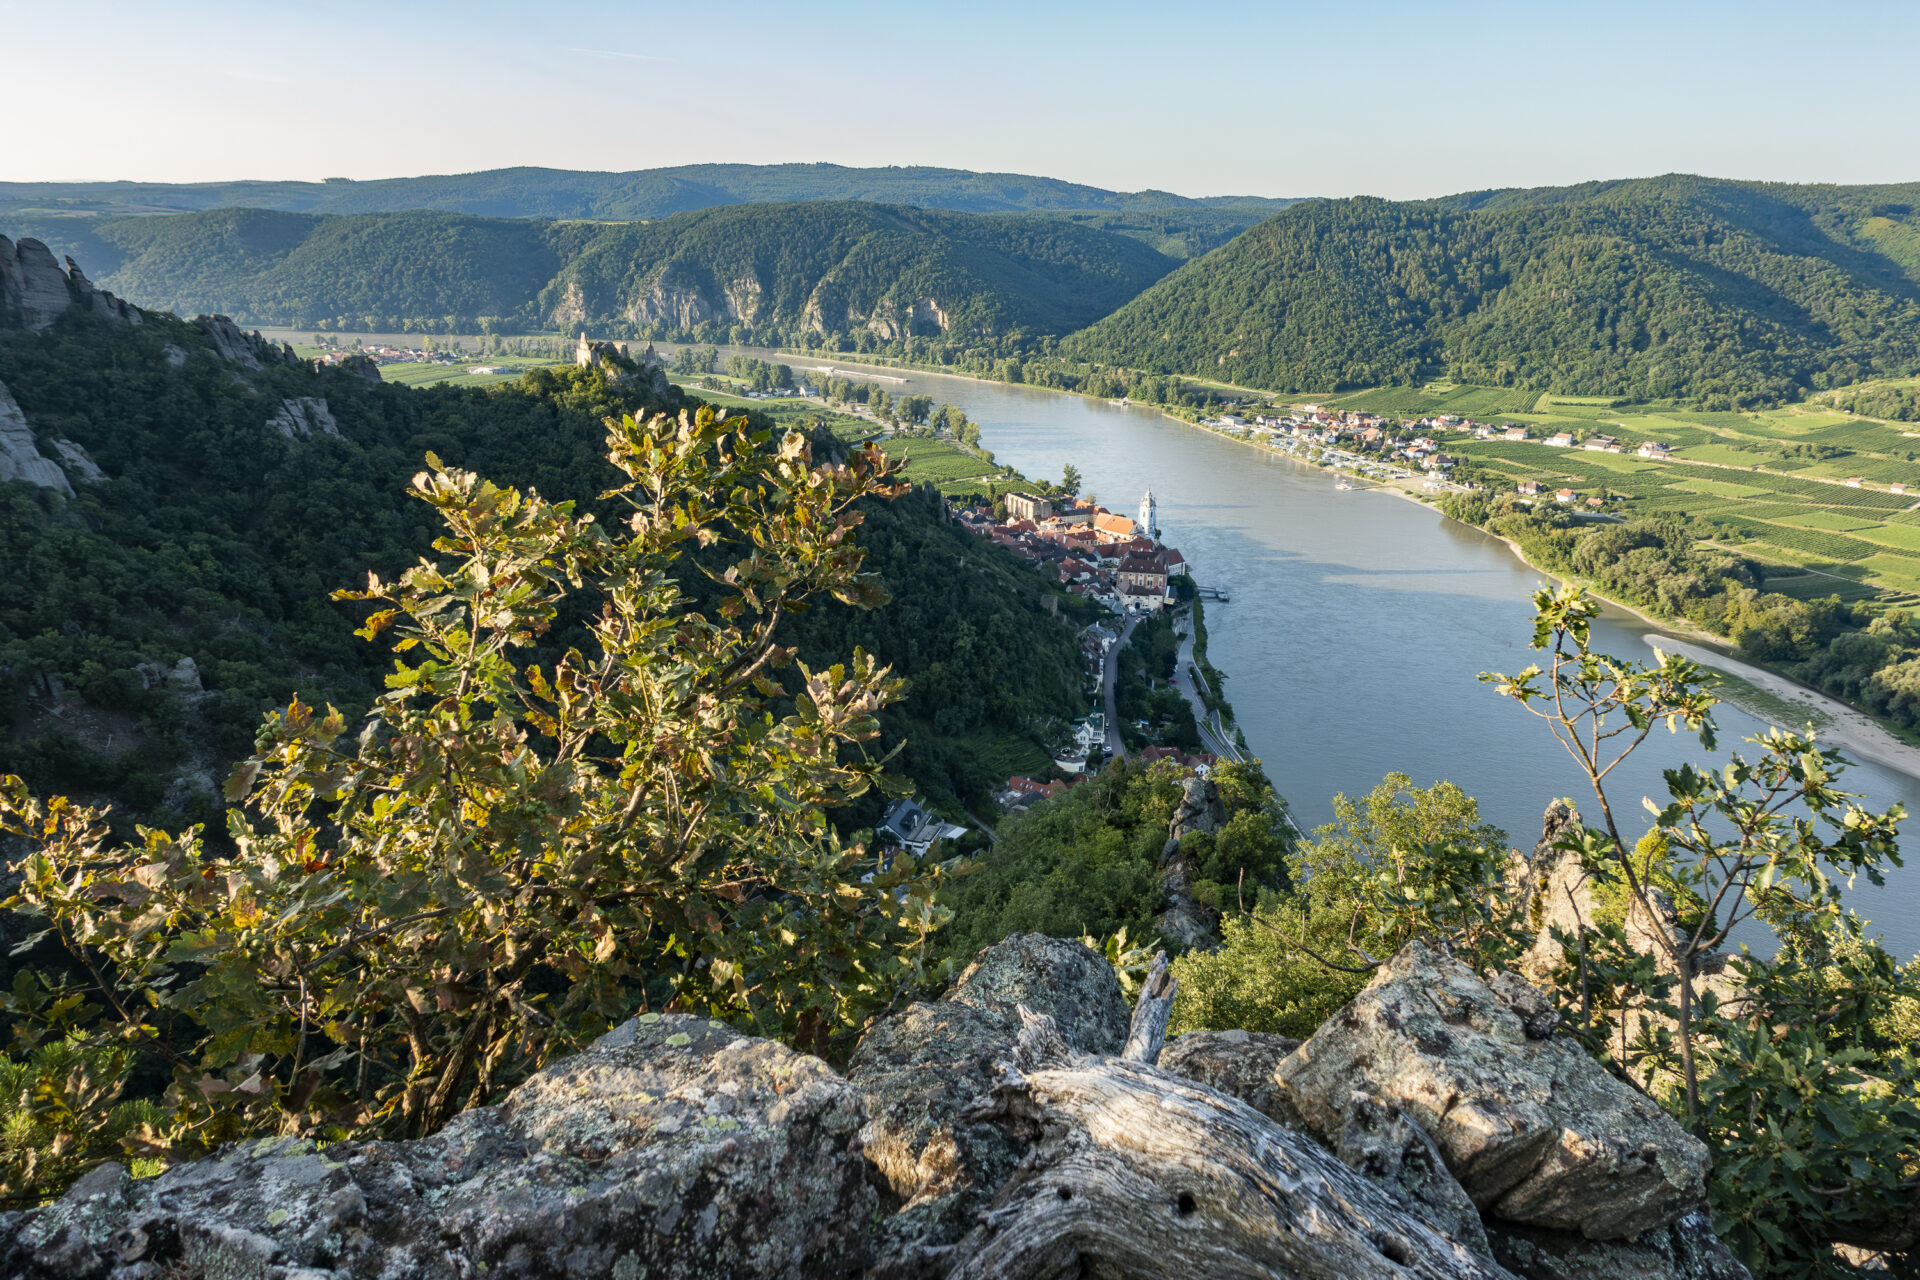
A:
764 357 1920 959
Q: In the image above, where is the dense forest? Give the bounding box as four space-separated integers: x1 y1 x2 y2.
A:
0 260 1085 828
0 161 1294 221
1067 175 1920 406
8 203 1182 340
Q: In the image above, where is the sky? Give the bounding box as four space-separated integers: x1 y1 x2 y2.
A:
4 0 1917 200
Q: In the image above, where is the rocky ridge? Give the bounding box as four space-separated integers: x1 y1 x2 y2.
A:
3 240 315 496
3 932 1745 1280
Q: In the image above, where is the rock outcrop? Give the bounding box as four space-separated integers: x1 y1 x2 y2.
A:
1156 773 1226 947
1276 940 1711 1241
1157 1027 1304 1126
944 1009 1515 1280
3 934 1744 1280
48 439 104 484
849 933 1132 1264
0 237 138 331
1489 1210 1751 1280
0 377 73 497
0 237 78 332
197 315 299 370
3 1014 877 1280
268 396 341 440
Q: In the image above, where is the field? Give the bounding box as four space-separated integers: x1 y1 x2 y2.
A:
1395 392 1920 600
665 379 1012 497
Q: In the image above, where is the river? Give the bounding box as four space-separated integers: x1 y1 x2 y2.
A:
750 354 1920 959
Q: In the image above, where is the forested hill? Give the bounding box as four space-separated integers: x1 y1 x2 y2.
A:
0 245 1085 827
1066 175 1920 406
0 162 1293 220
8 202 1180 341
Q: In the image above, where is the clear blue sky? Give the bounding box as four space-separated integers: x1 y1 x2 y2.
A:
4 0 1915 199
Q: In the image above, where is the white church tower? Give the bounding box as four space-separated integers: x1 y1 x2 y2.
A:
1138 488 1158 542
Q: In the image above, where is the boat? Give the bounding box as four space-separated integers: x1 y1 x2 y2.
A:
1335 480 1353 490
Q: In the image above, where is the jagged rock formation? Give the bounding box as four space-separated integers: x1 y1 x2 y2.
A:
196 314 299 370
1156 1027 1304 1125
48 439 103 484
1157 774 1226 947
0 236 139 331
267 396 340 440
1276 939 1709 1241
0 377 73 497
2 935 1746 1280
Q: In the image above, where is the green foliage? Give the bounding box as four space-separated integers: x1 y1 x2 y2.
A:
1485 585 1919 1277
1438 493 1920 739
0 408 953 1202
934 759 1290 965
1174 773 1510 1039
0 970 166 1208
1115 613 1201 751
0 310 674 813
1068 177 1920 405
771 484 1087 818
0 305 1080 827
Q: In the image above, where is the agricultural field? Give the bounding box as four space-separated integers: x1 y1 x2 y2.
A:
288 344 561 389
665 386 1012 497
1437 391 1920 599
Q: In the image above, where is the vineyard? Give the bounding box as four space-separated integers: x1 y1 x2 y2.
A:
1448 394 1920 596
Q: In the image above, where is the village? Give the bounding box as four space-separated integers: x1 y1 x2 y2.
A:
865 482 1232 860
1190 402 1685 509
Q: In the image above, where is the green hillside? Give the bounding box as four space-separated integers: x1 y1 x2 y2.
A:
0 162 1293 220
7 203 1180 339
1067 176 1920 406
0 268 1085 826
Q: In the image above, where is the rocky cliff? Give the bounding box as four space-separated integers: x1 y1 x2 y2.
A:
0 237 141 332
2 934 1745 1280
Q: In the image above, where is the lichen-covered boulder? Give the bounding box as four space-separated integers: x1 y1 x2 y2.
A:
1336 1089 1495 1261
1 1014 876 1280
1158 1028 1305 1128
848 998 1029 1252
945 1011 1519 1280
943 933 1129 1055
1162 1030 1490 1260
849 934 1129 1266
1276 941 1710 1241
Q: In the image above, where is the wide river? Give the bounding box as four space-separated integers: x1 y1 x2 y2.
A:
758 355 1920 958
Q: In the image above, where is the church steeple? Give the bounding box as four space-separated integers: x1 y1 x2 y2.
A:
1138 488 1158 542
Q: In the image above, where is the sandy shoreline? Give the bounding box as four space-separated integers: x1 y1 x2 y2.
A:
1639 635 1920 779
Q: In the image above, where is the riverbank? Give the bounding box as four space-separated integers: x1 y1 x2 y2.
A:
1647 636 1920 779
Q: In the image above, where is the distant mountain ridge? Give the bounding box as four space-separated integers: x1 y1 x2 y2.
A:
4 202 1182 339
0 162 1296 221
